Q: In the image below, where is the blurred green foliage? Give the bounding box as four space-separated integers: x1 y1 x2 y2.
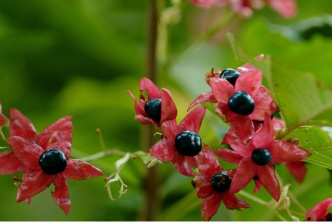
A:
0 0 332 221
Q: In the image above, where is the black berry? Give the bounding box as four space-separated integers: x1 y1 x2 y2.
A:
228 91 255 115
219 68 242 86
325 212 332 221
251 148 271 166
211 173 232 193
144 98 162 122
39 149 67 175
175 131 202 156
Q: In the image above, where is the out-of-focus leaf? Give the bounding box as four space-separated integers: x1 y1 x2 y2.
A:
271 14 332 41
285 126 332 170
227 33 332 135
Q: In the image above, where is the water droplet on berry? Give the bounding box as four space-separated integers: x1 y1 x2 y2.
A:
175 131 202 156
144 98 162 122
219 68 241 86
39 149 67 175
211 173 231 193
251 148 271 166
228 91 255 115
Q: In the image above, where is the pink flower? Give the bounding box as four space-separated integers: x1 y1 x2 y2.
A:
189 62 276 141
7 110 103 214
306 197 332 221
149 106 206 176
215 113 311 201
194 145 250 221
0 108 28 175
267 0 297 19
190 0 227 8
255 117 308 184
189 0 297 18
0 104 7 127
285 161 307 183
127 78 177 127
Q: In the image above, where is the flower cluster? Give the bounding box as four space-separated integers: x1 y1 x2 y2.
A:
129 58 312 220
0 107 103 214
190 0 297 18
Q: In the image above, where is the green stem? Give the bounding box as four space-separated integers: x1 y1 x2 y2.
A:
168 8 235 65
290 210 305 217
80 149 128 162
288 191 307 213
238 190 267 206
0 129 9 146
96 128 107 151
137 0 161 220
159 190 200 221
274 210 287 221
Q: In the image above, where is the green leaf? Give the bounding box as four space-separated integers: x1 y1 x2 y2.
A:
284 126 332 170
227 33 332 136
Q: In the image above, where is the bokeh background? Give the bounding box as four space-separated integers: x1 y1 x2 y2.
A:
0 0 332 220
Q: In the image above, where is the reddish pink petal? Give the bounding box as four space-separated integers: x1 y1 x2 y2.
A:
201 193 222 221
195 176 213 198
179 106 206 133
306 209 317 221
190 0 215 8
268 0 297 18
253 178 263 193
210 78 234 104
229 157 256 193
8 136 44 170
52 174 71 214
134 114 155 125
256 164 280 201
160 89 177 123
237 55 264 74
285 161 307 183
222 192 250 210
269 140 311 163
0 151 25 175
215 148 243 164
0 113 8 127
62 159 103 180
185 155 199 168
162 119 179 142
306 198 332 221
148 139 176 162
139 77 162 99
228 1 253 17
198 145 222 177
214 103 238 122
228 116 255 141
272 117 284 132
127 91 147 117
235 69 262 98
9 108 37 141
222 134 253 157
25 198 31 205
172 153 195 177
187 92 217 111
17 169 53 202
252 113 274 148
249 87 275 121
37 116 73 159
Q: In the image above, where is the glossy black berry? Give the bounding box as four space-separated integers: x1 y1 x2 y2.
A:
144 98 162 122
251 148 271 166
175 131 202 156
39 149 67 175
219 68 242 86
211 173 232 193
228 91 255 115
